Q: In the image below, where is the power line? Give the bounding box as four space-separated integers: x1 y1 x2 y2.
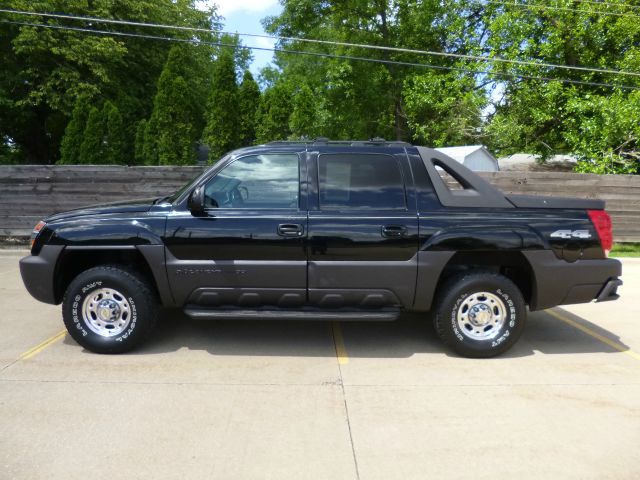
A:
2 19 639 92
1 8 639 79
485 0 640 18
570 0 640 10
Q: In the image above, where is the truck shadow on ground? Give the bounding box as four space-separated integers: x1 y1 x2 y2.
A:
124 307 632 359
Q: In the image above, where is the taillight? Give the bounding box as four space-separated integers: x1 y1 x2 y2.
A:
30 221 46 250
587 209 613 256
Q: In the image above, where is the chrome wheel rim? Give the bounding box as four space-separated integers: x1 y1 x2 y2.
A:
82 288 131 337
456 291 506 341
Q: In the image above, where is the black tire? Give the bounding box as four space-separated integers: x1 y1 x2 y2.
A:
433 272 526 358
62 266 158 354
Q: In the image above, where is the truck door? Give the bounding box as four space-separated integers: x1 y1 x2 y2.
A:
163 152 308 307
306 151 419 308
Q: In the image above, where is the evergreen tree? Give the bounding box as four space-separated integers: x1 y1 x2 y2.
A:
202 52 240 160
255 83 294 143
0 0 218 164
238 70 261 146
142 119 158 165
59 95 92 164
103 101 127 164
160 44 211 137
156 75 197 165
79 107 105 164
289 84 316 139
134 119 147 165
144 45 204 165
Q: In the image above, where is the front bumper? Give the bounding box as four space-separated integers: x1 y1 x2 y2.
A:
19 245 64 305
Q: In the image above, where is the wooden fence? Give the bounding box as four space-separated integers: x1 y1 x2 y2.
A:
1 166 639 242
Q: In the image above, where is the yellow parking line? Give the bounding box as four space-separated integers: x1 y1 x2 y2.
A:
547 309 640 361
19 330 66 360
332 322 349 365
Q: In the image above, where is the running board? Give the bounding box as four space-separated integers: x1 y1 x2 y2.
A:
183 306 401 322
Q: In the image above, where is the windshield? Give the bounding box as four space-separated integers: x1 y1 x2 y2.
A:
166 155 230 203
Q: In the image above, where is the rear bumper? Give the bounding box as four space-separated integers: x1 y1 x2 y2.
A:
19 245 64 305
595 278 623 303
522 251 622 311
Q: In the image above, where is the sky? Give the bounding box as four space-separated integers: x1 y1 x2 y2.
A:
196 0 283 76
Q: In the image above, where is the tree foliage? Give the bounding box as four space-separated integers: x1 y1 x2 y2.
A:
141 44 208 165
261 0 483 143
482 1 640 172
2 0 640 173
203 52 240 160
59 95 92 165
289 84 317 139
79 107 105 165
238 70 261 146
256 82 294 143
0 0 218 164
103 101 127 165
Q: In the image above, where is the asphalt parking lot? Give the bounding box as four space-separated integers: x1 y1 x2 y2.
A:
1 249 639 480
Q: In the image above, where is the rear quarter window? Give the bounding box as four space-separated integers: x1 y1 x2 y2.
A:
318 154 407 210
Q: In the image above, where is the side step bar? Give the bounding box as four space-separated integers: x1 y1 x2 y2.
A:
183 306 401 322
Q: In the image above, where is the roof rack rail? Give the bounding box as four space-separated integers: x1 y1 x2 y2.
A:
265 137 413 147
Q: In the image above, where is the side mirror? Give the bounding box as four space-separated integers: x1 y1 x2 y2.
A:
188 185 205 215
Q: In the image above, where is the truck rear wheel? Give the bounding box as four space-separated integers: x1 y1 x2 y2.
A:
433 272 526 358
62 266 158 354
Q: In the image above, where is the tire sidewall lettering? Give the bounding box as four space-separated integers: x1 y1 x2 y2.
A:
115 297 137 342
450 291 469 341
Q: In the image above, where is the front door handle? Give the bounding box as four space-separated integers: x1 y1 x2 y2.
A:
381 225 408 238
278 223 304 237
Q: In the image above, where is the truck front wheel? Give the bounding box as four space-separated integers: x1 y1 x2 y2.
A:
62 266 158 354
433 272 526 358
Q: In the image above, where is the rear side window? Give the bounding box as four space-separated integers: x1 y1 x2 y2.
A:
318 154 406 210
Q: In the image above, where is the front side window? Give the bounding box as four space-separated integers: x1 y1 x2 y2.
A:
204 154 299 209
318 154 406 210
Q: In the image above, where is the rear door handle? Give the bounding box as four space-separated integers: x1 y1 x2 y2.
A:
381 225 408 238
278 223 304 237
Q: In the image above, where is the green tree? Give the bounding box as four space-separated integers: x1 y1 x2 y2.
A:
103 102 127 164
262 0 469 141
0 0 219 164
134 119 147 165
403 71 486 147
482 1 640 171
202 52 240 159
141 119 158 166
238 70 261 146
567 91 640 174
79 107 105 165
144 44 205 165
256 82 294 143
155 75 197 165
289 84 317 139
59 95 92 164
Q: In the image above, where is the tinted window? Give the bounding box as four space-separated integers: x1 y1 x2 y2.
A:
204 154 299 209
318 154 406 210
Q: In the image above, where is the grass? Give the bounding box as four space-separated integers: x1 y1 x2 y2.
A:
610 243 640 257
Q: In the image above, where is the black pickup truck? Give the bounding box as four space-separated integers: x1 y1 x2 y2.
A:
20 140 622 357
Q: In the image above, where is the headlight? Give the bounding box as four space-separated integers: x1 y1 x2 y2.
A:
30 221 46 250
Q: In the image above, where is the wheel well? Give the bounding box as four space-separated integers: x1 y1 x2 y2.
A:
54 249 159 304
438 251 534 306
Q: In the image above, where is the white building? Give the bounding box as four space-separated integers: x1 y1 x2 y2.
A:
435 145 500 172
